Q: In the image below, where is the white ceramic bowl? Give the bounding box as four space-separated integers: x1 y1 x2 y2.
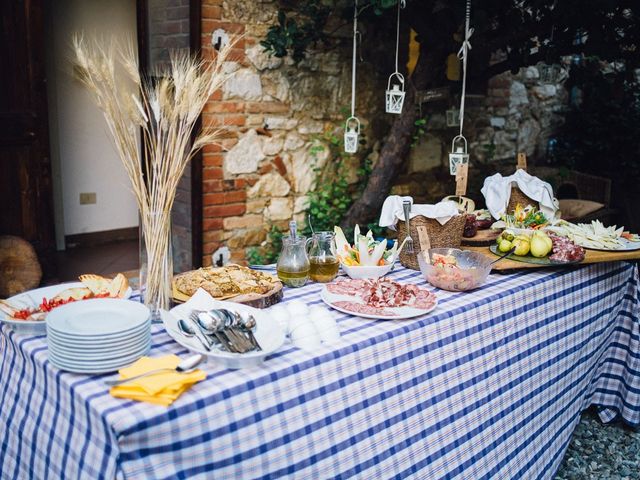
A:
341 262 394 280
166 301 285 369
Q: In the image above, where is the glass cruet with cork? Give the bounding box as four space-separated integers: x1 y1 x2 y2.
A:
276 220 310 287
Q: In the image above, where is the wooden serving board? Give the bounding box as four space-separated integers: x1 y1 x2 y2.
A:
464 245 640 271
172 281 283 308
461 229 501 246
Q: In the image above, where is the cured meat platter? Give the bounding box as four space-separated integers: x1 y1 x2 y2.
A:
321 278 437 319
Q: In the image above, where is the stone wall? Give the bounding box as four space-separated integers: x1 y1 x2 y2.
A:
404 63 569 203
200 0 386 266
200 2 570 265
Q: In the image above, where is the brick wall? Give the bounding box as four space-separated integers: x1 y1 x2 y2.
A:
201 2 247 265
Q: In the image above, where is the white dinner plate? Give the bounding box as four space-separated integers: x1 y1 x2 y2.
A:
320 287 438 320
46 328 150 352
164 301 285 369
46 317 149 342
46 299 149 337
49 343 150 374
48 335 150 360
0 283 133 335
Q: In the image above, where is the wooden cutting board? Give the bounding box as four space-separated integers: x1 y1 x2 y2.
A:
172 281 283 308
461 229 501 246
464 245 640 271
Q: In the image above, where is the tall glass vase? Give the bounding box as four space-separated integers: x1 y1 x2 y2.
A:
139 210 173 322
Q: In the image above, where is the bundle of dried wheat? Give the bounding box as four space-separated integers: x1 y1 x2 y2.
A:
72 36 233 311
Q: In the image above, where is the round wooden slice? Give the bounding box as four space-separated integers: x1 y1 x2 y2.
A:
461 229 501 246
0 236 42 298
172 281 284 309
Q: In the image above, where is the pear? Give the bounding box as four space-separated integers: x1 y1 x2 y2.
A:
512 237 530 256
498 239 513 253
530 234 551 258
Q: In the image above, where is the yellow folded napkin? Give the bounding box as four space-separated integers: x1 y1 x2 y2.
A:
110 355 206 406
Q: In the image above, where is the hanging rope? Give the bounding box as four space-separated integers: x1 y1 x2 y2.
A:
393 1 406 74
456 0 473 137
350 0 358 118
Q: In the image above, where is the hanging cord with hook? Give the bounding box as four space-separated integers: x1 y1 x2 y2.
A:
393 0 406 74
456 0 473 138
350 0 358 118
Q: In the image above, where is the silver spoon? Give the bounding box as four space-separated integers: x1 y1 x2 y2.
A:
194 311 237 353
213 310 254 353
105 354 205 386
177 318 211 352
240 315 261 351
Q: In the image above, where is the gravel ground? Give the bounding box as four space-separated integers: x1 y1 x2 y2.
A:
555 409 640 480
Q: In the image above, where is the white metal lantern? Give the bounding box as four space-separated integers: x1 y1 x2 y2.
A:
540 64 562 83
344 116 360 154
449 135 469 175
446 107 460 127
385 73 405 114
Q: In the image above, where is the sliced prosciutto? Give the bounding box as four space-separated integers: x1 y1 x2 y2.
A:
328 277 436 312
332 301 397 317
326 278 369 297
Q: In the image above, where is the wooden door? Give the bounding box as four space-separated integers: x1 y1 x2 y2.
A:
0 0 56 277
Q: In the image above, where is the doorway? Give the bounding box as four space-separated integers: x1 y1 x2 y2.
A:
42 0 202 282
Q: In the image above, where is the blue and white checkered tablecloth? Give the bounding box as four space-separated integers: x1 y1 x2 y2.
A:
1 262 638 479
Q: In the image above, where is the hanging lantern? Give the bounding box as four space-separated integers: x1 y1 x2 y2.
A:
385 73 405 114
446 107 460 127
385 0 406 114
449 135 469 175
344 116 360 154
540 64 562 83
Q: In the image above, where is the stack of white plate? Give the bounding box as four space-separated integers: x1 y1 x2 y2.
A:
46 298 151 374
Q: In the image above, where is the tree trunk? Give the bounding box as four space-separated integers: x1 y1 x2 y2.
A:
342 40 449 228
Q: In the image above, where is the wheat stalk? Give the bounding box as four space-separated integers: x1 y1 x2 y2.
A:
72 35 234 310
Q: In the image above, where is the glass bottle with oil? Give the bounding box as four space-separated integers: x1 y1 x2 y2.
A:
307 231 339 283
276 222 310 288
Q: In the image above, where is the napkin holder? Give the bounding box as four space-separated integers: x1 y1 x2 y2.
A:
397 215 466 270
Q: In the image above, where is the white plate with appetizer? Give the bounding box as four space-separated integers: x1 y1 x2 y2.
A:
321 277 437 319
334 225 407 280
0 274 131 335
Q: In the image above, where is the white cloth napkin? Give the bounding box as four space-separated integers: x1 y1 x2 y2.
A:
171 288 220 318
379 196 459 229
481 169 558 220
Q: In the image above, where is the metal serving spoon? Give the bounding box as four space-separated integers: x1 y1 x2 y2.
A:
489 246 517 266
105 354 205 387
177 318 211 352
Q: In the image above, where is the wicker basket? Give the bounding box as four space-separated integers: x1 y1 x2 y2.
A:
397 214 466 270
506 186 537 213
